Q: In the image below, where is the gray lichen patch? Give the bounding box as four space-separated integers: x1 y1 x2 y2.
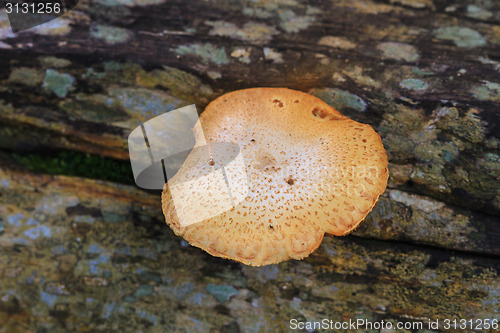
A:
8 67 44 87
342 66 381 89
38 56 72 69
263 48 284 64
477 56 500 72
242 7 273 19
90 24 132 44
231 48 252 64
206 21 278 43
318 36 357 50
466 4 493 20
42 69 75 98
173 43 230 65
279 7 320 33
434 26 487 48
471 80 500 102
241 2 320 34
376 42 420 62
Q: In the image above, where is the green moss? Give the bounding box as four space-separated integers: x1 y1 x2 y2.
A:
12 151 134 184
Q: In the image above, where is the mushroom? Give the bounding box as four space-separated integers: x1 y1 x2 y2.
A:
162 88 388 266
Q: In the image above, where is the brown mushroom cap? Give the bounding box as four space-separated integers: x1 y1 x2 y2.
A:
162 88 388 266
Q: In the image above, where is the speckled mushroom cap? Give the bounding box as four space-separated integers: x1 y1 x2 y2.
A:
162 88 388 266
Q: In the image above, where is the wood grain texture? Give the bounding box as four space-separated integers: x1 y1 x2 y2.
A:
0 0 499 331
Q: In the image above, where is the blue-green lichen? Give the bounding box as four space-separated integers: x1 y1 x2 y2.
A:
90 24 132 45
400 78 429 91
42 69 75 98
310 88 367 112
173 43 230 65
412 67 434 76
206 284 239 303
434 26 486 48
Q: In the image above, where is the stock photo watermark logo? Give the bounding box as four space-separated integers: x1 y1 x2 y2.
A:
128 105 249 228
250 161 382 199
2 0 78 32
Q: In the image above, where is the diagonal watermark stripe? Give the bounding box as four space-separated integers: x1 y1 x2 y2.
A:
2 0 78 32
128 105 249 227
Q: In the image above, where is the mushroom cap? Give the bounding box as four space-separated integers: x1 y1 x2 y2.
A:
162 88 388 266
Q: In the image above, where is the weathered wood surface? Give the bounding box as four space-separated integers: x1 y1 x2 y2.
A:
0 163 499 332
0 0 499 331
